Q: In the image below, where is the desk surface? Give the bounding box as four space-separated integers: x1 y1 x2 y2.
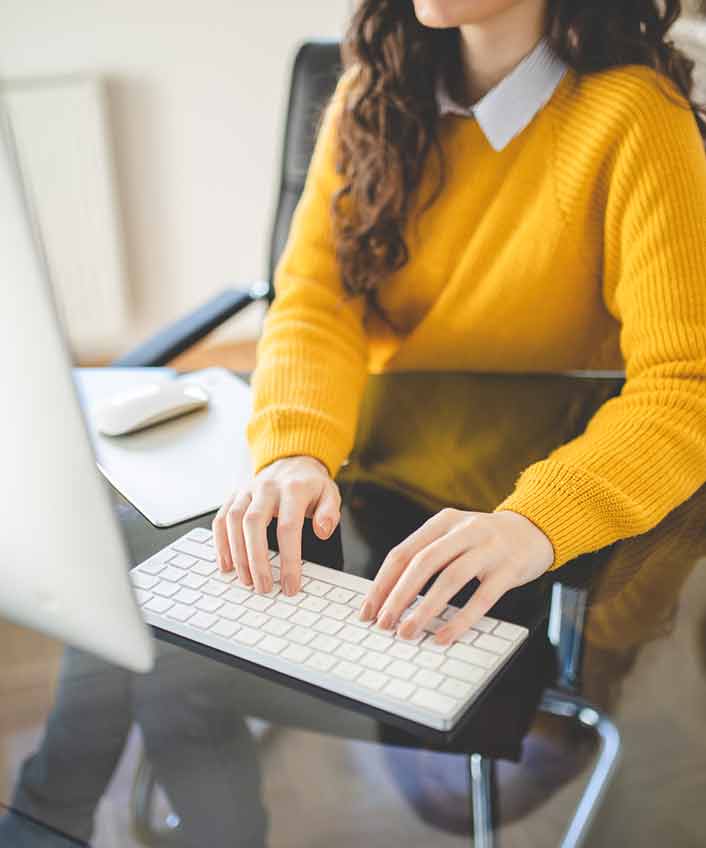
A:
2 370 705 848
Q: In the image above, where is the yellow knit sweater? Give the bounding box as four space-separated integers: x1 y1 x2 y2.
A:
246 63 706 570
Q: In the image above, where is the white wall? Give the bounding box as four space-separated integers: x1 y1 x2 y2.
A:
0 1 350 353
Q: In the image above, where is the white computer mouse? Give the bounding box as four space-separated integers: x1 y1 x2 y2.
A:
94 380 210 436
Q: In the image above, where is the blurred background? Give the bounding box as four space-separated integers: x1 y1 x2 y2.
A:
0 0 704 375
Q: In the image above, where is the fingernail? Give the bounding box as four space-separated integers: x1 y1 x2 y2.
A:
378 610 394 630
360 600 373 621
282 577 291 596
319 518 332 537
399 618 419 640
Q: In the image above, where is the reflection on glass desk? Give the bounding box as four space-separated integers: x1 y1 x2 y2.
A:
1 371 705 848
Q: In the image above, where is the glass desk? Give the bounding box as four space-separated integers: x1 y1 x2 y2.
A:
1 371 705 847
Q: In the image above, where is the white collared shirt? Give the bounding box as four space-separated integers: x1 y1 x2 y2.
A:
435 36 568 151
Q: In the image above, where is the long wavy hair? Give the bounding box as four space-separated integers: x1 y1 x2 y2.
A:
330 0 706 332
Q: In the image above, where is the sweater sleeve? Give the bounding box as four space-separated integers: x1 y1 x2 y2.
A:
495 75 706 569
246 71 369 478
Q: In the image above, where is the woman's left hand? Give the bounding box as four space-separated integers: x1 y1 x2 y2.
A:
359 508 554 645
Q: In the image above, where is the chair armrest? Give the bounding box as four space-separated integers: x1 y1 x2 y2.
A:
112 282 269 367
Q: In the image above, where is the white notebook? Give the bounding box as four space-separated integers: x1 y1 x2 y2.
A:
73 367 253 527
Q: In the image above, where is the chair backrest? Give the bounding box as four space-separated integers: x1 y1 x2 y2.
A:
266 39 343 304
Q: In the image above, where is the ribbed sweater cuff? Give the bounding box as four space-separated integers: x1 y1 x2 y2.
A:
494 461 633 570
246 407 350 479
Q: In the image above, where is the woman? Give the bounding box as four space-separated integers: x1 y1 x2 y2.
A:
213 0 706 646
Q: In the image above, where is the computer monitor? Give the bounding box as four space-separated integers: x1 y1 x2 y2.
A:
0 103 154 673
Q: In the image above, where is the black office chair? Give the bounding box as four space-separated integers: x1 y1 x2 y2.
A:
113 39 343 370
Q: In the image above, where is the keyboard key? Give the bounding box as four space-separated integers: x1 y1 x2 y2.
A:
411 689 456 716
447 643 497 669
173 587 202 605
232 627 263 647
346 593 366 610
493 621 526 641
246 595 274 612
153 581 180 598
144 596 173 614
260 636 287 655
301 596 328 614
190 611 218 630
212 570 238 584
440 606 458 621
475 634 512 655
418 636 448 654
212 619 239 638
472 617 496 634
306 580 331 597
384 680 415 701
332 661 362 681
219 602 246 622
168 553 196 570
166 603 195 623
388 642 418 661
269 602 296 620
336 643 365 662
223 587 251 605
458 629 478 645
387 660 416 681
130 572 158 590
361 653 391 672
133 589 153 606
241 611 267 629
139 561 166 576
423 617 446 634
358 670 389 691
201 580 228 597
362 634 393 653
313 617 344 636
291 609 318 628
306 652 336 673
188 528 212 543
192 562 217 577
288 626 316 646
282 644 312 664
263 619 292 638
327 587 354 604
159 565 184 583
325 602 351 621
196 596 223 614
440 659 486 683
414 669 443 688
440 678 475 700
310 634 340 654
339 626 367 645
172 539 216 561
415 651 444 670
278 590 307 606
180 573 207 590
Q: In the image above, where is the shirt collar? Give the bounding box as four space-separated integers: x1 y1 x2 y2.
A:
435 36 568 151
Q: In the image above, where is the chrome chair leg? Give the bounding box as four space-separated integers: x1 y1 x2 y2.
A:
468 753 496 848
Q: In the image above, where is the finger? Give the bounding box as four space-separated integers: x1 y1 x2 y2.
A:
376 527 472 631
242 484 278 593
276 482 311 596
312 481 341 540
361 508 459 621
398 544 499 640
212 493 235 572
434 569 513 645
226 490 254 585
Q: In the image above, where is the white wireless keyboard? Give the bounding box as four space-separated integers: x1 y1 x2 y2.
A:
130 529 529 730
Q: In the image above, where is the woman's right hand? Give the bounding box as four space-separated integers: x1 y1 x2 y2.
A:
211 455 341 597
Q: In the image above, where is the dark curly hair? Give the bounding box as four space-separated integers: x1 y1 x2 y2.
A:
330 0 706 333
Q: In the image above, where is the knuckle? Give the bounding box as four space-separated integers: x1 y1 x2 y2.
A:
276 516 298 533
439 506 458 520
258 478 278 496
243 509 263 525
